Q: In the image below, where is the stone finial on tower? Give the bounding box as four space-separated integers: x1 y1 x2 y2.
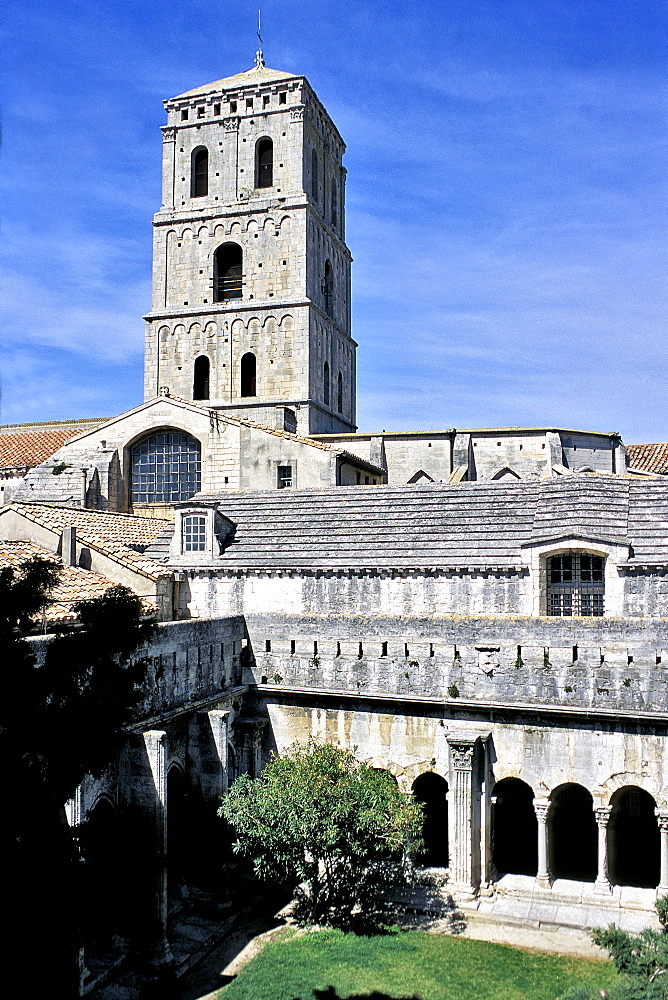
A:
255 9 265 68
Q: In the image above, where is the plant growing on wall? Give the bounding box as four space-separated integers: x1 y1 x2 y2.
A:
220 738 423 930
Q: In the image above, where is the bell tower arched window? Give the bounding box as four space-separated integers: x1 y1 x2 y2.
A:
191 147 208 197
240 352 256 397
256 138 273 188
323 362 330 406
323 259 333 316
131 431 201 505
547 552 604 616
213 243 242 301
193 355 210 400
311 149 319 200
337 371 343 413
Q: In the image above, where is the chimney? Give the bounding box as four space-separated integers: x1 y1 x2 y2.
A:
62 526 77 567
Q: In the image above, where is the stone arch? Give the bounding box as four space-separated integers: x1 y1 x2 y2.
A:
205 321 217 339
180 226 193 241
280 314 294 331
197 224 209 239
246 218 259 235
412 772 448 867
158 324 170 344
608 786 659 889
279 214 291 233
214 223 226 240
262 315 277 332
491 467 521 481
80 795 122 948
549 782 597 882
228 221 242 237
167 763 188 897
263 217 275 232
408 470 435 485
491 777 537 877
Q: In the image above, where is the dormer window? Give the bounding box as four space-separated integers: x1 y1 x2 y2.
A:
182 514 207 552
171 505 236 560
547 552 604 616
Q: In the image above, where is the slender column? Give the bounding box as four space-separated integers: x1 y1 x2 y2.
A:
534 800 551 888
142 729 173 966
446 735 479 893
594 806 612 894
207 709 231 798
657 811 668 895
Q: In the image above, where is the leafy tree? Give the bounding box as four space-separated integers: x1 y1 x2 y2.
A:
0 556 154 995
220 738 423 929
561 897 668 1000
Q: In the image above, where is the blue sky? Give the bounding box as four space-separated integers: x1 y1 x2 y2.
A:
1 0 666 441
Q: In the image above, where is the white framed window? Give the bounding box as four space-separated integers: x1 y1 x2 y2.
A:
182 514 207 552
277 465 292 489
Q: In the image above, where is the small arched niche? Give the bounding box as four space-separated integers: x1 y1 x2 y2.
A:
412 772 449 867
256 137 273 188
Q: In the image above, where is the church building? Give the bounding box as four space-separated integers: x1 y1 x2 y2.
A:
2 53 668 995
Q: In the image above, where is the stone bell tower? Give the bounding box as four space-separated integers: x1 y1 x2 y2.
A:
143 53 356 435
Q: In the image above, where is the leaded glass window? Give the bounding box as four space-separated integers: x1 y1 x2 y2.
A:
131 431 201 504
182 514 207 552
547 552 604 617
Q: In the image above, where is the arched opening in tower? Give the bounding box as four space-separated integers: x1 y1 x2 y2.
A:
412 772 449 867
608 786 659 888
491 777 537 877
323 361 330 406
240 352 257 397
191 147 208 197
323 259 333 316
256 138 273 188
548 783 597 882
214 243 243 301
193 355 210 400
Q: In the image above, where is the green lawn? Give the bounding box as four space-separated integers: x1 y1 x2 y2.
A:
218 927 620 1000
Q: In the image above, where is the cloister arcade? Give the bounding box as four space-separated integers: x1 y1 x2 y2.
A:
406 770 668 894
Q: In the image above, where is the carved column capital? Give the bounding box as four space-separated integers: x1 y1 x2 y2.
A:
290 105 305 122
533 800 550 824
160 126 176 142
595 806 612 827
656 810 668 832
223 116 240 132
446 734 478 771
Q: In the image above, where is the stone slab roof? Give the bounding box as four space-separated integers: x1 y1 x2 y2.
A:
627 443 668 476
173 65 298 100
0 540 156 624
145 475 668 572
1 503 168 580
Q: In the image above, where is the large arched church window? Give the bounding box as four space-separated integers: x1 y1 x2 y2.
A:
255 138 273 188
240 352 256 397
337 371 343 413
546 552 604 616
193 355 210 400
131 431 201 505
213 243 242 302
191 147 208 197
323 362 330 406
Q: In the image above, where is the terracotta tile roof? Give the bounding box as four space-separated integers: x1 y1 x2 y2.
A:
0 430 83 470
0 540 156 625
1 503 168 580
627 443 668 475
